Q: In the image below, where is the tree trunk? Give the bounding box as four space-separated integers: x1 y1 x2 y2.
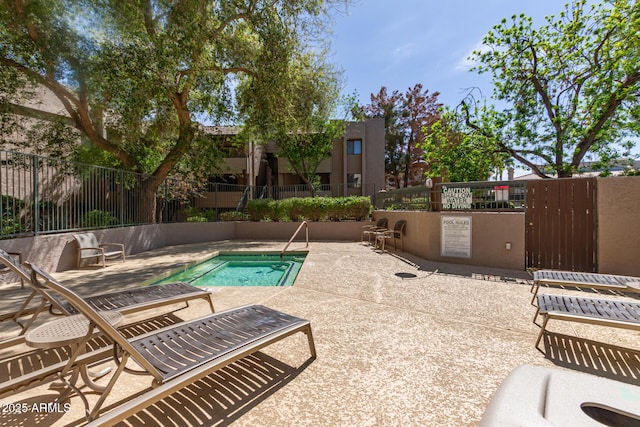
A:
300 174 316 197
136 176 163 224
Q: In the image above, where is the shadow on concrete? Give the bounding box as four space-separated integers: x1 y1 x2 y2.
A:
541 332 640 385
63 352 315 427
0 393 68 425
379 249 532 285
0 313 185 385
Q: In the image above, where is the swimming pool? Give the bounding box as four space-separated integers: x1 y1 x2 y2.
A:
153 252 307 287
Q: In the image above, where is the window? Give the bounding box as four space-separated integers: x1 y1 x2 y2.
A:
347 139 362 155
347 173 361 188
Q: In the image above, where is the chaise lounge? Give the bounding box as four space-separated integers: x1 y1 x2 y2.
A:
531 269 640 304
0 248 214 348
533 293 640 349
25 262 316 424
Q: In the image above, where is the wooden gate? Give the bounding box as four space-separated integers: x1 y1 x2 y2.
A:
526 178 597 272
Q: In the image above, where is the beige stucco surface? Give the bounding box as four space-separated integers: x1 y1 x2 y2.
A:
597 176 640 275
373 211 526 271
0 241 638 426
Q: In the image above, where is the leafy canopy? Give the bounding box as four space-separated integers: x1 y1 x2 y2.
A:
421 113 511 182
0 0 347 220
465 0 640 178
2 3 345 185
238 49 345 194
359 84 441 187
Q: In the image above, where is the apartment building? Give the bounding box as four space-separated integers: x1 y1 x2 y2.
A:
205 117 386 195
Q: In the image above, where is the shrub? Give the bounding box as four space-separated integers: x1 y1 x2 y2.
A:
247 196 372 222
247 199 277 221
80 209 119 228
184 206 217 222
1 195 25 236
219 211 249 221
186 216 207 222
202 209 217 221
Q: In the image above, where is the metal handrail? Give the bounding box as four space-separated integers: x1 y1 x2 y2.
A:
280 221 309 259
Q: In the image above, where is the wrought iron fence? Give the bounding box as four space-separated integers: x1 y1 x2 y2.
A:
373 185 432 210
1 150 381 237
373 180 527 211
189 182 379 218
1 150 152 238
436 180 527 211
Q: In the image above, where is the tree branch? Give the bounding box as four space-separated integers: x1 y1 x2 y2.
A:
459 100 552 178
214 0 258 36
571 71 640 167
4 103 74 126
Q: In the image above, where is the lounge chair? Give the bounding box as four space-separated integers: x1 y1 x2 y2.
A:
375 220 407 252
479 364 640 426
531 269 640 304
0 249 214 348
533 293 640 349
25 262 316 424
361 217 388 244
0 250 24 288
74 232 125 268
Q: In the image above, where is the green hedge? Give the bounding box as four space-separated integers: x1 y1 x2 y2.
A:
219 211 249 221
247 196 371 222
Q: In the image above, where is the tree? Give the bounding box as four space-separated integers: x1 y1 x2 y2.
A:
360 84 441 187
238 52 345 195
0 0 346 221
467 0 640 178
421 114 510 182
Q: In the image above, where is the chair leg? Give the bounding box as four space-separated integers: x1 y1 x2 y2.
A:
530 285 540 305
533 307 541 325
535 315 549 349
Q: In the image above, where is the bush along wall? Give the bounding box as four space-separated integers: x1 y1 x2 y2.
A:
247 196 372 222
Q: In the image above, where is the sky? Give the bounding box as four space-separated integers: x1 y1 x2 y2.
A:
328 1 590 177
329 0 568 108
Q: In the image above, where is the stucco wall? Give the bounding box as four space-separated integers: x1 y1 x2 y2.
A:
372 210 525 270
597 176 640 275
0 223 236 274
234 221 368 242
0 220 370 278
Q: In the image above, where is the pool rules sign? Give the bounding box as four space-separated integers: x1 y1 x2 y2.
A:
441 216 472 258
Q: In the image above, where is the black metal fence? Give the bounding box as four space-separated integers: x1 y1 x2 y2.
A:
436 180 527 211
374 185 432 210
1 150 154 238
373 180 527 211
1 150 381 237
188 182 379 219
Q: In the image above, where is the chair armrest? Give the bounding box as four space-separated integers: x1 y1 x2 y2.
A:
100 243 125 251
78 247 104 253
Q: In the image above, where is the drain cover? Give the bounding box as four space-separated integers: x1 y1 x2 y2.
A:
395 272 417 279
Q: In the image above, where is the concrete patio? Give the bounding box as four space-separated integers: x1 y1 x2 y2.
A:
0 241 638 426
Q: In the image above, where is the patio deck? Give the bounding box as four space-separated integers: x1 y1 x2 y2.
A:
0 241 638 426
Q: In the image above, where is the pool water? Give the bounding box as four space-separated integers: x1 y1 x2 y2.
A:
154 253 306 287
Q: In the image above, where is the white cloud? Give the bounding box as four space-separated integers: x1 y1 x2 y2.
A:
455 40 490 72
392 42 418 59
